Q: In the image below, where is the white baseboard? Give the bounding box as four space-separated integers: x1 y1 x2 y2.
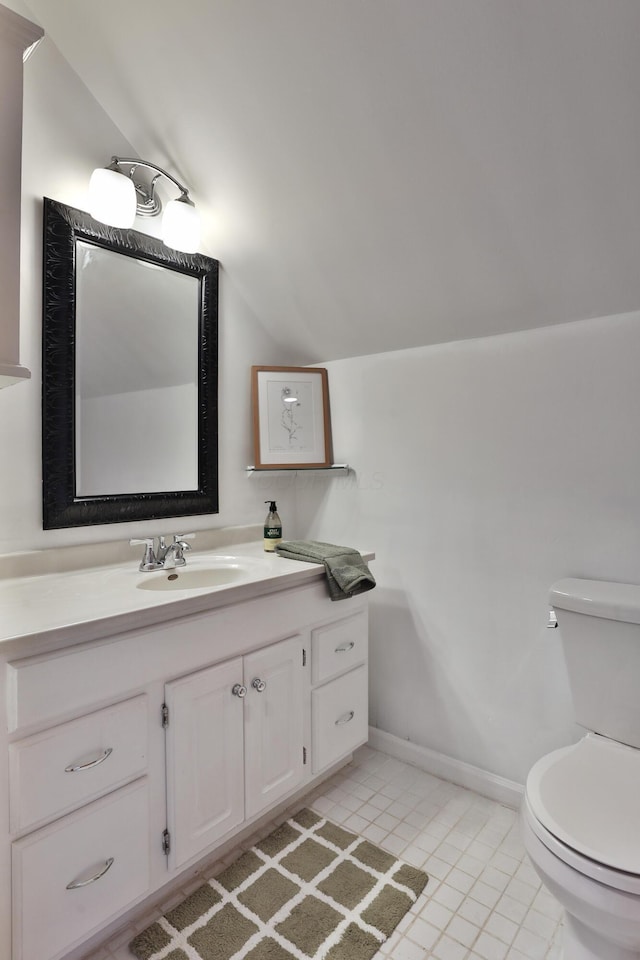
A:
367 727 524 809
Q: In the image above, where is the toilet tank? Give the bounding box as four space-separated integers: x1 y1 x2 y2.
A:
550 578 640 749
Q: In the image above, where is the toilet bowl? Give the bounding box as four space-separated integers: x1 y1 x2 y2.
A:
522 579 640 960
523 734 640 960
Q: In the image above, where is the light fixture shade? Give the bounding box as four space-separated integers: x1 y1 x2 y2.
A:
162 197 200 253
88 167 136 228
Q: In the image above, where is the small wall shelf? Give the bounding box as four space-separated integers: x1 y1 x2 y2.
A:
246 464 349 477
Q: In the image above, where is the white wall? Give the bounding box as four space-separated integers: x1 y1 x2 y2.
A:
297 312 640 784
0 17 297 555
22 1 640 363
5 2 640 790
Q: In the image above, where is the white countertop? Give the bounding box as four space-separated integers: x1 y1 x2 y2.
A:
0 541 374 649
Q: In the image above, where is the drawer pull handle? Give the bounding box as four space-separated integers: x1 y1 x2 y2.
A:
65 747 113 773
251 677 267 693
232 683 247 698
335 710 355 726
335 641 355 653
66 857 114 890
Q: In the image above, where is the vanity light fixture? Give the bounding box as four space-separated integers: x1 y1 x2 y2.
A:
88 156 201 253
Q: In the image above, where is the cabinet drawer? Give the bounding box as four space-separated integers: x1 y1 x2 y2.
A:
311 665 368 774
311 611 368 684
9 695 147 833
12 778 150 960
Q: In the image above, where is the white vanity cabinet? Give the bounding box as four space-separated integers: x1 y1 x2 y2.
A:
0 576 369 960
165 634 305 870
9 693 151 960
12 779 151 960
165 657 245 869
9 695 148 834
310 610 369 773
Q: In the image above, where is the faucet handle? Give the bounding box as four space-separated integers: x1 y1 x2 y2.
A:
173 534 195 553
129 538 162 571
171 533 194 565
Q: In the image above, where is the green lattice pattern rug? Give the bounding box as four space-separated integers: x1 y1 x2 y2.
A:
130 808 429 960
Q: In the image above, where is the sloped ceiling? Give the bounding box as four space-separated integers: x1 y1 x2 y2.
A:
25 0 640 362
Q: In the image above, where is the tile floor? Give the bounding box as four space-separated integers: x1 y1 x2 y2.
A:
83 747 563 960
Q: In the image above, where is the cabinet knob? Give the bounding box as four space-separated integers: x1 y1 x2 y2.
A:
251 677 267 693
231 683 247 698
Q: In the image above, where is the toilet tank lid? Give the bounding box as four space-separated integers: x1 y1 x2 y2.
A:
550 578 640 624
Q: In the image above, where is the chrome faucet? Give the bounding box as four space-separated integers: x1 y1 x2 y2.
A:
130 534 195 572
158 535 194 569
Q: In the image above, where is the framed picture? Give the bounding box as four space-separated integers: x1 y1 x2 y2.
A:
251 366 333 469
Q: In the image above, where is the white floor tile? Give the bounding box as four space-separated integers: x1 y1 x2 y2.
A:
401 844 430 868
388 936 425 960
446 914 481 949
479 866 511 892
340 791 364 812
424 855 454 881
504 878 538 908
521 909 557 940
474 930 510 960
433 934 470 960
407 917 441 949
345 812 370 833
469 880 502 910
458 896 493 928
359 802 385 821
80 747 563 960
364 822 389 844
446 868 476 896
456 853 486 878
435 841 464 866
484 912 519 945
433 884 466 912
380 833 408 856
375 811 401 832
490 852 520 876
414 832 440 854
510 928 548 960
420 900 455 930
531 889 563 921
494 893 529 925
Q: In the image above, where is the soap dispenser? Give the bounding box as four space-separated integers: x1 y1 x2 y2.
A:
263 501 282 552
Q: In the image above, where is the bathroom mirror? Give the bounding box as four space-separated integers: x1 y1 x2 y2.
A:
42 198 219 529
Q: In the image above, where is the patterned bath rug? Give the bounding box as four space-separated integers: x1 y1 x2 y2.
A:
130 807 429 960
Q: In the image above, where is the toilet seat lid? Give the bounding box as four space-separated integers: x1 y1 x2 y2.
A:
526 734 640 875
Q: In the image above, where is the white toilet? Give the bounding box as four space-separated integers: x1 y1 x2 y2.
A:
522 578 640 960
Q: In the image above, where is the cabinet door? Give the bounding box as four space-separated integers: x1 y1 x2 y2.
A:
165 658 244 870
244 636 305 819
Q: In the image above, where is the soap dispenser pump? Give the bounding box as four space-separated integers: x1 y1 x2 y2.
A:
263 500 282 552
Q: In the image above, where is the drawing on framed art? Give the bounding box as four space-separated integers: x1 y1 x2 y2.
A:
251 366 333 469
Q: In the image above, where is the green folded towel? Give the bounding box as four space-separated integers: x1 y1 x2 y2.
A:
275 540 376 601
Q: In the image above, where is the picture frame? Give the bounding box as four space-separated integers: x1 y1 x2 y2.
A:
251 366 333 469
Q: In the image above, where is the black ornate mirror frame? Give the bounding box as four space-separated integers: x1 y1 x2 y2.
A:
42 197 219 529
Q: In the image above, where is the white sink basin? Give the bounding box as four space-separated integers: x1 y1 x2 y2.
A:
136 559 261 592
